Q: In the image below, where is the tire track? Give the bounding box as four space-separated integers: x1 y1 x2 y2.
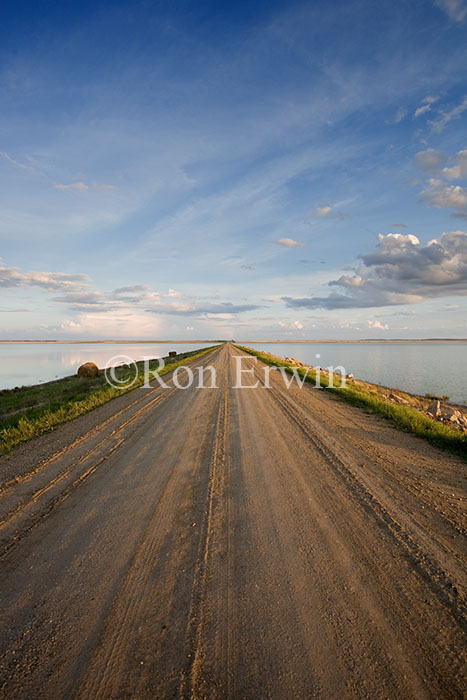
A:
177 355 230 700
243 352 467 625
0 349 221 560
74 363 226 700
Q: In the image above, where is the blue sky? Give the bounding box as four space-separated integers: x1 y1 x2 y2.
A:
1 0 467 339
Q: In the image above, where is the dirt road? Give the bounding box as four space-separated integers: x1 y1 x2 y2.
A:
0 343 466 699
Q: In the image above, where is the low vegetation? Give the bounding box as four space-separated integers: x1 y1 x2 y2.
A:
236 345 467 459
0 346 217 456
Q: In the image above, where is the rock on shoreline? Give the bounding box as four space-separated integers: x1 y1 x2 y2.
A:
244 348 467 434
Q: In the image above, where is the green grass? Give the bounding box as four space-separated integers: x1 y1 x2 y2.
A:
236 345 467 459
0 345 218 456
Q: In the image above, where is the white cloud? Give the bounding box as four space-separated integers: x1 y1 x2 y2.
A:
0 265 90 291
393 107 407 123
435 0 467 22
430 95 467 132
276 319 304 330
314 205 332 217
113 284 151 295
414 96 440 118
414 104 431 118
275 237 305 248
92 183 116 191
61 320 81 331
368 320 389 330
414 149 447 174
0 151 36 173
60 311 163 338
55 182 88 191
55 181 116 192
421 179 467 211
442 149 467 180
283 231 467 309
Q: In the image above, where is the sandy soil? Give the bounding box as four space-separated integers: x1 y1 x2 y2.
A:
0 343 465 699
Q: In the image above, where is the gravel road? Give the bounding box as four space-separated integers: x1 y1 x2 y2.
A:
0 342 465 699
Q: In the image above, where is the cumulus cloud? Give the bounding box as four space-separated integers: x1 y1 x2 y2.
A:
421 179 467 211
416 149 467 216
368 320 389 330
283 231 467 309
275 237 305 248
442 149 467 179
277 319 304 330
60 312 162 338
430 95 467 132
414 149 447 174
435 0 467 22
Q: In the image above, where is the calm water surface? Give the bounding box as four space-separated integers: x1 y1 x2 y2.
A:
0 343 214 391
0 341 466 405
248 342 467 405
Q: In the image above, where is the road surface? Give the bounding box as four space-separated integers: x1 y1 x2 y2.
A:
0 343 466 699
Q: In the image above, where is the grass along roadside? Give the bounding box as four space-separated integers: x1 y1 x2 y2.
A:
236 345 467 459
0 345 219 456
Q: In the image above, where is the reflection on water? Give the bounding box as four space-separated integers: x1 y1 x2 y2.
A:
0 341 465 405
248 342 467 405
0 343 213 390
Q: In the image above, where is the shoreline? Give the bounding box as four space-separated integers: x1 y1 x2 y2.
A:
236 345 467 456
0 338 466 345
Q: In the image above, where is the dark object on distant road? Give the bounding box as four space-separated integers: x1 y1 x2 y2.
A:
77 362 100 378
169 351 177 358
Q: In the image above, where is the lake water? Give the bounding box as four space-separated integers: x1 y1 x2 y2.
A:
248 342 467 405
0 343 216 391
0 341 466 405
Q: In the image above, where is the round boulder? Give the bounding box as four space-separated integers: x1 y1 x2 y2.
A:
77 362 100 378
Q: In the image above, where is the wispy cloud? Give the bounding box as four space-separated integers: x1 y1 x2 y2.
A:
435 0 467 22
55 182 88 191
113 284 151 295
92 183 116 191
55 182 116 192
430 95 467 132
0 151 36 173
0 265 90 291
413 95 439 118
